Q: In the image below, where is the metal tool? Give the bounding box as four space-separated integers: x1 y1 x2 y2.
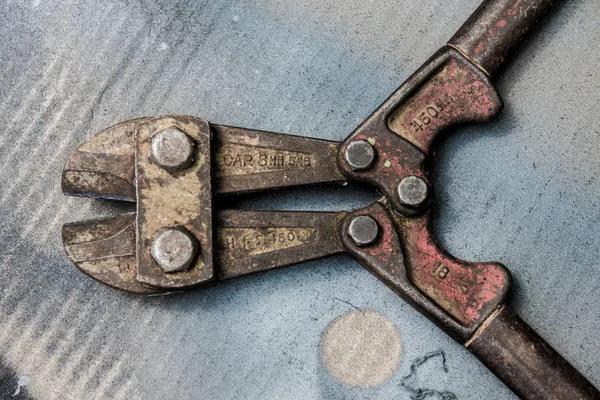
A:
61 0 600 398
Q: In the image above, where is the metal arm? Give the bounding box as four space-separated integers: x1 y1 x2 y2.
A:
467 306 600 399
449 0 558 76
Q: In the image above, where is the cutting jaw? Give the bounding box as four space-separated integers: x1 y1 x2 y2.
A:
62 119 142 202
62 116 217 295
61 116 347 295
62 119 156 294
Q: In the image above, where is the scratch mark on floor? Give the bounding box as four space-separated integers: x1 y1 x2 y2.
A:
400 350 457 400
332 297 362 312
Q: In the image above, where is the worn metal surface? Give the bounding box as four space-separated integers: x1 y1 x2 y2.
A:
63 119 346 198
347 215 380 247
449 0 557 76
216 210 346 279
337 46 503 216
214 124 345 194
385 49 503 155
341 201 473 341
150 228 198 273
62 118 350 293
150 127 195 171
61 118 146 202
1 0 599 398
344 140 376 172
397 176 429 208
63 208 346 293
468 306 600 399
398 213 510 330
62 213 158 294
135 115 214 289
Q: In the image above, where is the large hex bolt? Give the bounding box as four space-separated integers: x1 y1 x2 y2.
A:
348 215 380 247
397 176 429 208
150 228 198 273
151 127 194 171
344 140 376 171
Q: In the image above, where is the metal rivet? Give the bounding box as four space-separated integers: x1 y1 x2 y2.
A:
397 176 428 207
150 228 198 273
344 140 376 171
348 215 379 247
151 127 194 171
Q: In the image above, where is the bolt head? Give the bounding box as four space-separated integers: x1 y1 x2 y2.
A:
151 127 194 171
348 215 380 247
344 140 376 171
150 228 198 273
397 176 428 207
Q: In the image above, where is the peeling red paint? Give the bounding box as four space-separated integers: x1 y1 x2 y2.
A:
474 40 485 55
387 58 502 154
399 215 510 326
352 133 423 194
362 209 398 263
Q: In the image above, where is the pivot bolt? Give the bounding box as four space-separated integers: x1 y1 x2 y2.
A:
150 228 198 273
397 176 428 208
344 140 376 171
151 127 194 171
348 215 379 247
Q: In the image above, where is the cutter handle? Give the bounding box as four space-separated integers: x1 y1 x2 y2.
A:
467 306 600 400
449 0 557 76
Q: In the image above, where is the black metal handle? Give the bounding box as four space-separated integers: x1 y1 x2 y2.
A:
467 306 600 400
448 0 557 76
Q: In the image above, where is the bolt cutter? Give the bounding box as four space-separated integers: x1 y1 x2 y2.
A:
61 0 600 398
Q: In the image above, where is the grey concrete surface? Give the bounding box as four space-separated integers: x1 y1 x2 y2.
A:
0 0 598 399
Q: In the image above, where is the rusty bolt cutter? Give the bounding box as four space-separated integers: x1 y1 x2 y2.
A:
61 0 600 398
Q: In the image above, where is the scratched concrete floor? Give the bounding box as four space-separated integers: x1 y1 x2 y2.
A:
0 0 598 399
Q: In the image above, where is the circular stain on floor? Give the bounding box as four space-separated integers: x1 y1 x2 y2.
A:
321 310 402 387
